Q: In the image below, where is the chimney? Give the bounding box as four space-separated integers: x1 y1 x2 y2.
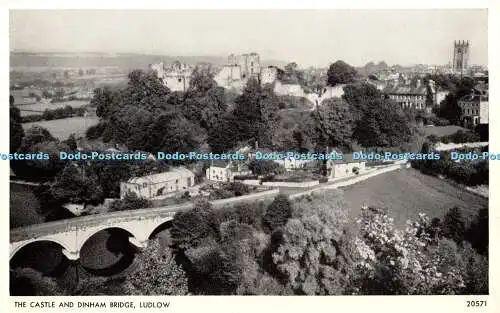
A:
416 79 421 88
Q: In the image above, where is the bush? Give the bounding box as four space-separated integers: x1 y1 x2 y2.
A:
125 239 189 295
86 121 108 140
262 194 292 232
248 160 285 176
108 192 152 212
352 208 468 295
10 268 65 296
440 130 480 144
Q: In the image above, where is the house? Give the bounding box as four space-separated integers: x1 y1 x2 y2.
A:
383 79 432 111
326 154 366 179
458 93 489 128
272 158 316 171
120 167 195 199
205 160 252 183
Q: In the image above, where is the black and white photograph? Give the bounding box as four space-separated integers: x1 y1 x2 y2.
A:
7 9 490 298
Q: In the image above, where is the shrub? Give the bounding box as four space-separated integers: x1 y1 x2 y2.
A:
352 208 467 295
248 160 285 176
108 192 152 212
125 239 188 295
262 194 292 232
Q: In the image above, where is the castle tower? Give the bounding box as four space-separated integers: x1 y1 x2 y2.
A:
452 40 470 74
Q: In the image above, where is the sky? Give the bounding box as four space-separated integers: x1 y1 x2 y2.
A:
9 10 488 67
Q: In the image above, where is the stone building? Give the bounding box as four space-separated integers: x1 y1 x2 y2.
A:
120 167 195 199
214 53 261 91
260 66 279 85
272 157 316 171
228 53 261 79
149 61 192 92
326 154 366 179
452 40 470 74
458 93 489 128
205 160 252 183
384 79 436 111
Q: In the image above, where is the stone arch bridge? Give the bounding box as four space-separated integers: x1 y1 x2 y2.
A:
10 189 279 261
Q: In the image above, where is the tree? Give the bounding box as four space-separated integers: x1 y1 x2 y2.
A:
170 201 220 250
92 87 117 119
108 192 152 212
232 79 281 148
354 99 413 148
11 127 69 180
125 239 188 295
272 192 353 295
142 111 205 157
313 98 354 150
10 268 65 296
10 106 24 153
262 194 292 232
188 66 218 93
465 207 488 255
248 160 285 176
342 83 382 120
207 114 238 153
65 134 78 150
441 207 467 244
352 208 467 295
327 60 358 87
437 93 462 124
50 163 104 205
42 90 52 99
184 67 227 131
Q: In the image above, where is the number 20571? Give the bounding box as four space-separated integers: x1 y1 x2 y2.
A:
467 300 487 307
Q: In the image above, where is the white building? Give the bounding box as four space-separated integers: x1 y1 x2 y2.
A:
272 158 316 171
205 161 251 183
120 167 195 199
326 154 366 179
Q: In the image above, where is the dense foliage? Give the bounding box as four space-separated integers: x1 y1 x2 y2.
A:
438 130 481 144
21 105 87 123
412 146 488 186
108 192 153 212
352 206 487 295
125 239 189 295
327 60 358 87
10 105 25 153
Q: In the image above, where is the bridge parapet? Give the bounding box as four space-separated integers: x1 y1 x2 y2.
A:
10 188 280 261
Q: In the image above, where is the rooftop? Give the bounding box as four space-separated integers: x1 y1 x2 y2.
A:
127 167 194 185
459 94 488 103
383 84 428 95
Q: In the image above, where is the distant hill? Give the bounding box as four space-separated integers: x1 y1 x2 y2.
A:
356 61 389 76
10 51 289 71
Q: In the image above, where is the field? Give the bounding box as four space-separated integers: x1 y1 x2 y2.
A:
22 116 100 140
423 125 467 137
17 100 90 117
340 168 487 228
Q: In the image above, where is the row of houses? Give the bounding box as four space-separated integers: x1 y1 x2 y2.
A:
118 150 367 200
204 152 367 183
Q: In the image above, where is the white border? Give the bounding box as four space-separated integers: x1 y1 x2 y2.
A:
1 1 498 313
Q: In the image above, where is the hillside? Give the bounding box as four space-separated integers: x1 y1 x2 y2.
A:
10 51 288 70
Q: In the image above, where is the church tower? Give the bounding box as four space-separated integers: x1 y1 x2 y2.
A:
452 40 470 74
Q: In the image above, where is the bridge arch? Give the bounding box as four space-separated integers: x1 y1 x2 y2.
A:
10 239 73 263
77 224 143 253
147 218 175 240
